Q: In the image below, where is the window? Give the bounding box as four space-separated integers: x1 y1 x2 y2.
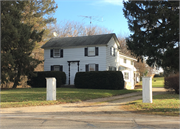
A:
124 72 129 80
51 65 63 71
124 59 127 63
109 66 116 71
131 61 134 65
50 49 63 58
118 66 127 71
89 64 95 71
54 66 60 71
85 47 98 56
88 47 95 56
54 49 60 57
85 64 99 72
110 46 115 56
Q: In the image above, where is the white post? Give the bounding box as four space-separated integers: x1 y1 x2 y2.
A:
142 77 152 103
46 78 56 101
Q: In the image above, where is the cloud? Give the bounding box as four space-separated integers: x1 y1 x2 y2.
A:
102 0 124 6
92 0 127 6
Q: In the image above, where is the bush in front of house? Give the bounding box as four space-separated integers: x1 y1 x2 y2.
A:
74 71 124 90
27 71 66 88
164 73 179 94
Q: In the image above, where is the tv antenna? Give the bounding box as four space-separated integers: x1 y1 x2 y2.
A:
79 15 103 35
79 15 103 25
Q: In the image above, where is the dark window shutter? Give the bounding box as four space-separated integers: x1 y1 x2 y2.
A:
85 48 88 56
51 66 54 71
50 49 53 57
85 64 89 72
110 47 112 56
95 47 98 56
95 64 99 71
60 49 63 58
60 65 63 71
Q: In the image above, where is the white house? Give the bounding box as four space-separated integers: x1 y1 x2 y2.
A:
41 33 137 89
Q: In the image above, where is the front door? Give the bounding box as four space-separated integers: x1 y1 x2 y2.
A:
70 62 78 85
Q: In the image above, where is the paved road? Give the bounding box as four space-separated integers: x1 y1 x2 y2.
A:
1 88 180 129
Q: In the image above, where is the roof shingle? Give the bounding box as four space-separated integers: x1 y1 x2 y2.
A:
41 33 116 49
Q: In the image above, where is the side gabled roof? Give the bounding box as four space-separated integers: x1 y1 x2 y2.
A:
41 33 118 49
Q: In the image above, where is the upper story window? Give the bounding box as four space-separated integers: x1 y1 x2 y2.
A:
88 47 95 56
110 46 115 56
50 49 63 58
85 47 98 57
124 59 127 63
54 49 60 57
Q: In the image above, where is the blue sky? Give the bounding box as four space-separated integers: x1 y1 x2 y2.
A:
53 0 130 37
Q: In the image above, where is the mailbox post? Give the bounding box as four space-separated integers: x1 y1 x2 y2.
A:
142 77 152 103
46 78 56 101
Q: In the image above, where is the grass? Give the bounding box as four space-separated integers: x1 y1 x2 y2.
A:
0 88 139 108
152 77 164 87
121 93 180 116
138 77 164 88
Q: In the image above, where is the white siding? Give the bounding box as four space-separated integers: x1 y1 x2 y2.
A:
106 37 120 70
104 36 136 89
43 37 137 88
44 46 107 84
119 56 136 89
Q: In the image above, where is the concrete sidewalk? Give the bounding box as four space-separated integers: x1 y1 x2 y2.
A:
0 88 180 129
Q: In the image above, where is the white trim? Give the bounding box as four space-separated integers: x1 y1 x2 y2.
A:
119 52 137 61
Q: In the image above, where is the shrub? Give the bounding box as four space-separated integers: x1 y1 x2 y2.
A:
74 71 124 90
164 73 179 94
27 71 66 88
154 73 164 77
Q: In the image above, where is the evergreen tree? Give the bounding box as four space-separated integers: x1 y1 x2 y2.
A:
1 1 44 88
22 0 58 43
123 1 179 72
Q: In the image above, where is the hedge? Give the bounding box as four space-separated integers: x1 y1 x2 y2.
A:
164 73 179 94
74 71 124 90
27 71 66 88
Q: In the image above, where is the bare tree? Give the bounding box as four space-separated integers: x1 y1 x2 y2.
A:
117 34 154 77
48 20 113 38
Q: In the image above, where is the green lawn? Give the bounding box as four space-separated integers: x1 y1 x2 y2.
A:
138 77 164 88
152 77 164 87
122 93 180 116
0 88 139 108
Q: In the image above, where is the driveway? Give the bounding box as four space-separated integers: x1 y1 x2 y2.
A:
0 88 180 129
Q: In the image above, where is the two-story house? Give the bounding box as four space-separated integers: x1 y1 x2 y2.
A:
41 33 137 89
